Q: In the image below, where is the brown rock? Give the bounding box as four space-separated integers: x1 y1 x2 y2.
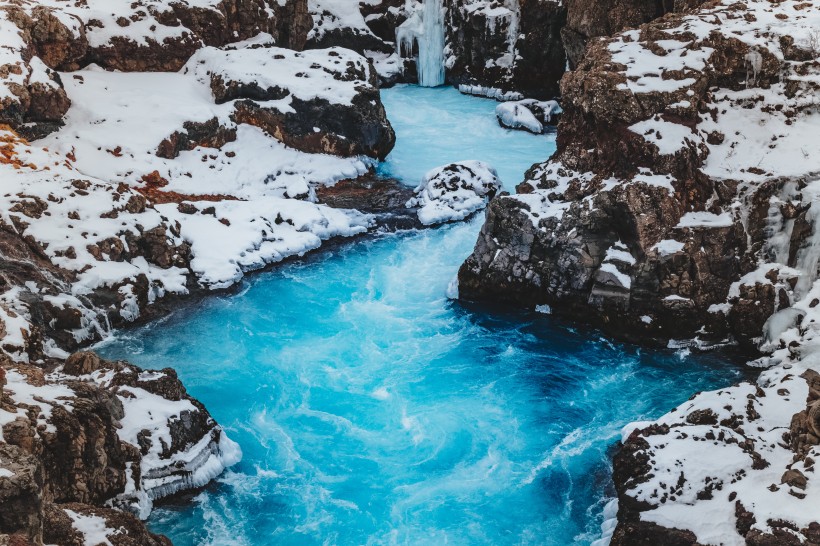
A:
62 351 102 376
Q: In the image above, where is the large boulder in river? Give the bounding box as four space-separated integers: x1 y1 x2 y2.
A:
186 45 396 159
407 161 501 226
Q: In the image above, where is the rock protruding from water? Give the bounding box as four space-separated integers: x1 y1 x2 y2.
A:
496 99 562 134
407 161 501 226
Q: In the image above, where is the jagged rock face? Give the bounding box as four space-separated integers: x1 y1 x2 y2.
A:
0 6 74 138
459 0 820 348
446 0 567 98
0 443 43 544
307 0 395 53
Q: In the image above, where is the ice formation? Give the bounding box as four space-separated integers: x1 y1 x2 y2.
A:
396 0 447 87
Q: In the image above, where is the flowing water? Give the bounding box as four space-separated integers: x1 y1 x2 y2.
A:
98 85 746 545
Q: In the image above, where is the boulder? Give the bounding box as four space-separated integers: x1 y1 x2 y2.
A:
406 161 501 226
496 99 562 134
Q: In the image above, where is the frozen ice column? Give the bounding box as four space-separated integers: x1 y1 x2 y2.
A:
396 0 446 87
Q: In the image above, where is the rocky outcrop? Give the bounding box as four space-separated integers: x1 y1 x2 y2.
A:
307 0 395 53
0 6 74 138
74 0 312 72
459 0 820 348
187 44 395 159
561 0 707 69
612 361 820 545
0 351 240 543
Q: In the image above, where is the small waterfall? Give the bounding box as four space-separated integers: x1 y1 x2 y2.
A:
396 0 446 87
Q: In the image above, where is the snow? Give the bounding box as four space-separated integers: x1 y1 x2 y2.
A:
159 198 370 288
65 510 113 546
676 211 734 229
406 161 501 225
495 100 562 134
629 116 696 155
599 263 631 289
458 84 523 102
3 369 75 433
652 239 685 256
620 356 820 544
496 101 543 133
186 45 372 108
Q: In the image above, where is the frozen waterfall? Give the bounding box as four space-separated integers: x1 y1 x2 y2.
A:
396 0 446 87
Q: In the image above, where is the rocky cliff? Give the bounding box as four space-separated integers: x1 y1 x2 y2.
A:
445 0 567 98
302 0 568 97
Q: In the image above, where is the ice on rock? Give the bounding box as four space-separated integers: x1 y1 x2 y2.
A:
406 161 501 225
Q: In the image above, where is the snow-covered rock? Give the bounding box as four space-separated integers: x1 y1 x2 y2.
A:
407 161 501 225
186 44 396 158
0 351 238 541
495 99 562 133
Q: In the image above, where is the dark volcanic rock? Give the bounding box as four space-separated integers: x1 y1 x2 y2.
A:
445 0 567 98
317 174 421 231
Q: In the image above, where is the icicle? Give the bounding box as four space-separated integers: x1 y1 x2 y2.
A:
505 0 520 60
745 46 763 88
395 0 446 87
